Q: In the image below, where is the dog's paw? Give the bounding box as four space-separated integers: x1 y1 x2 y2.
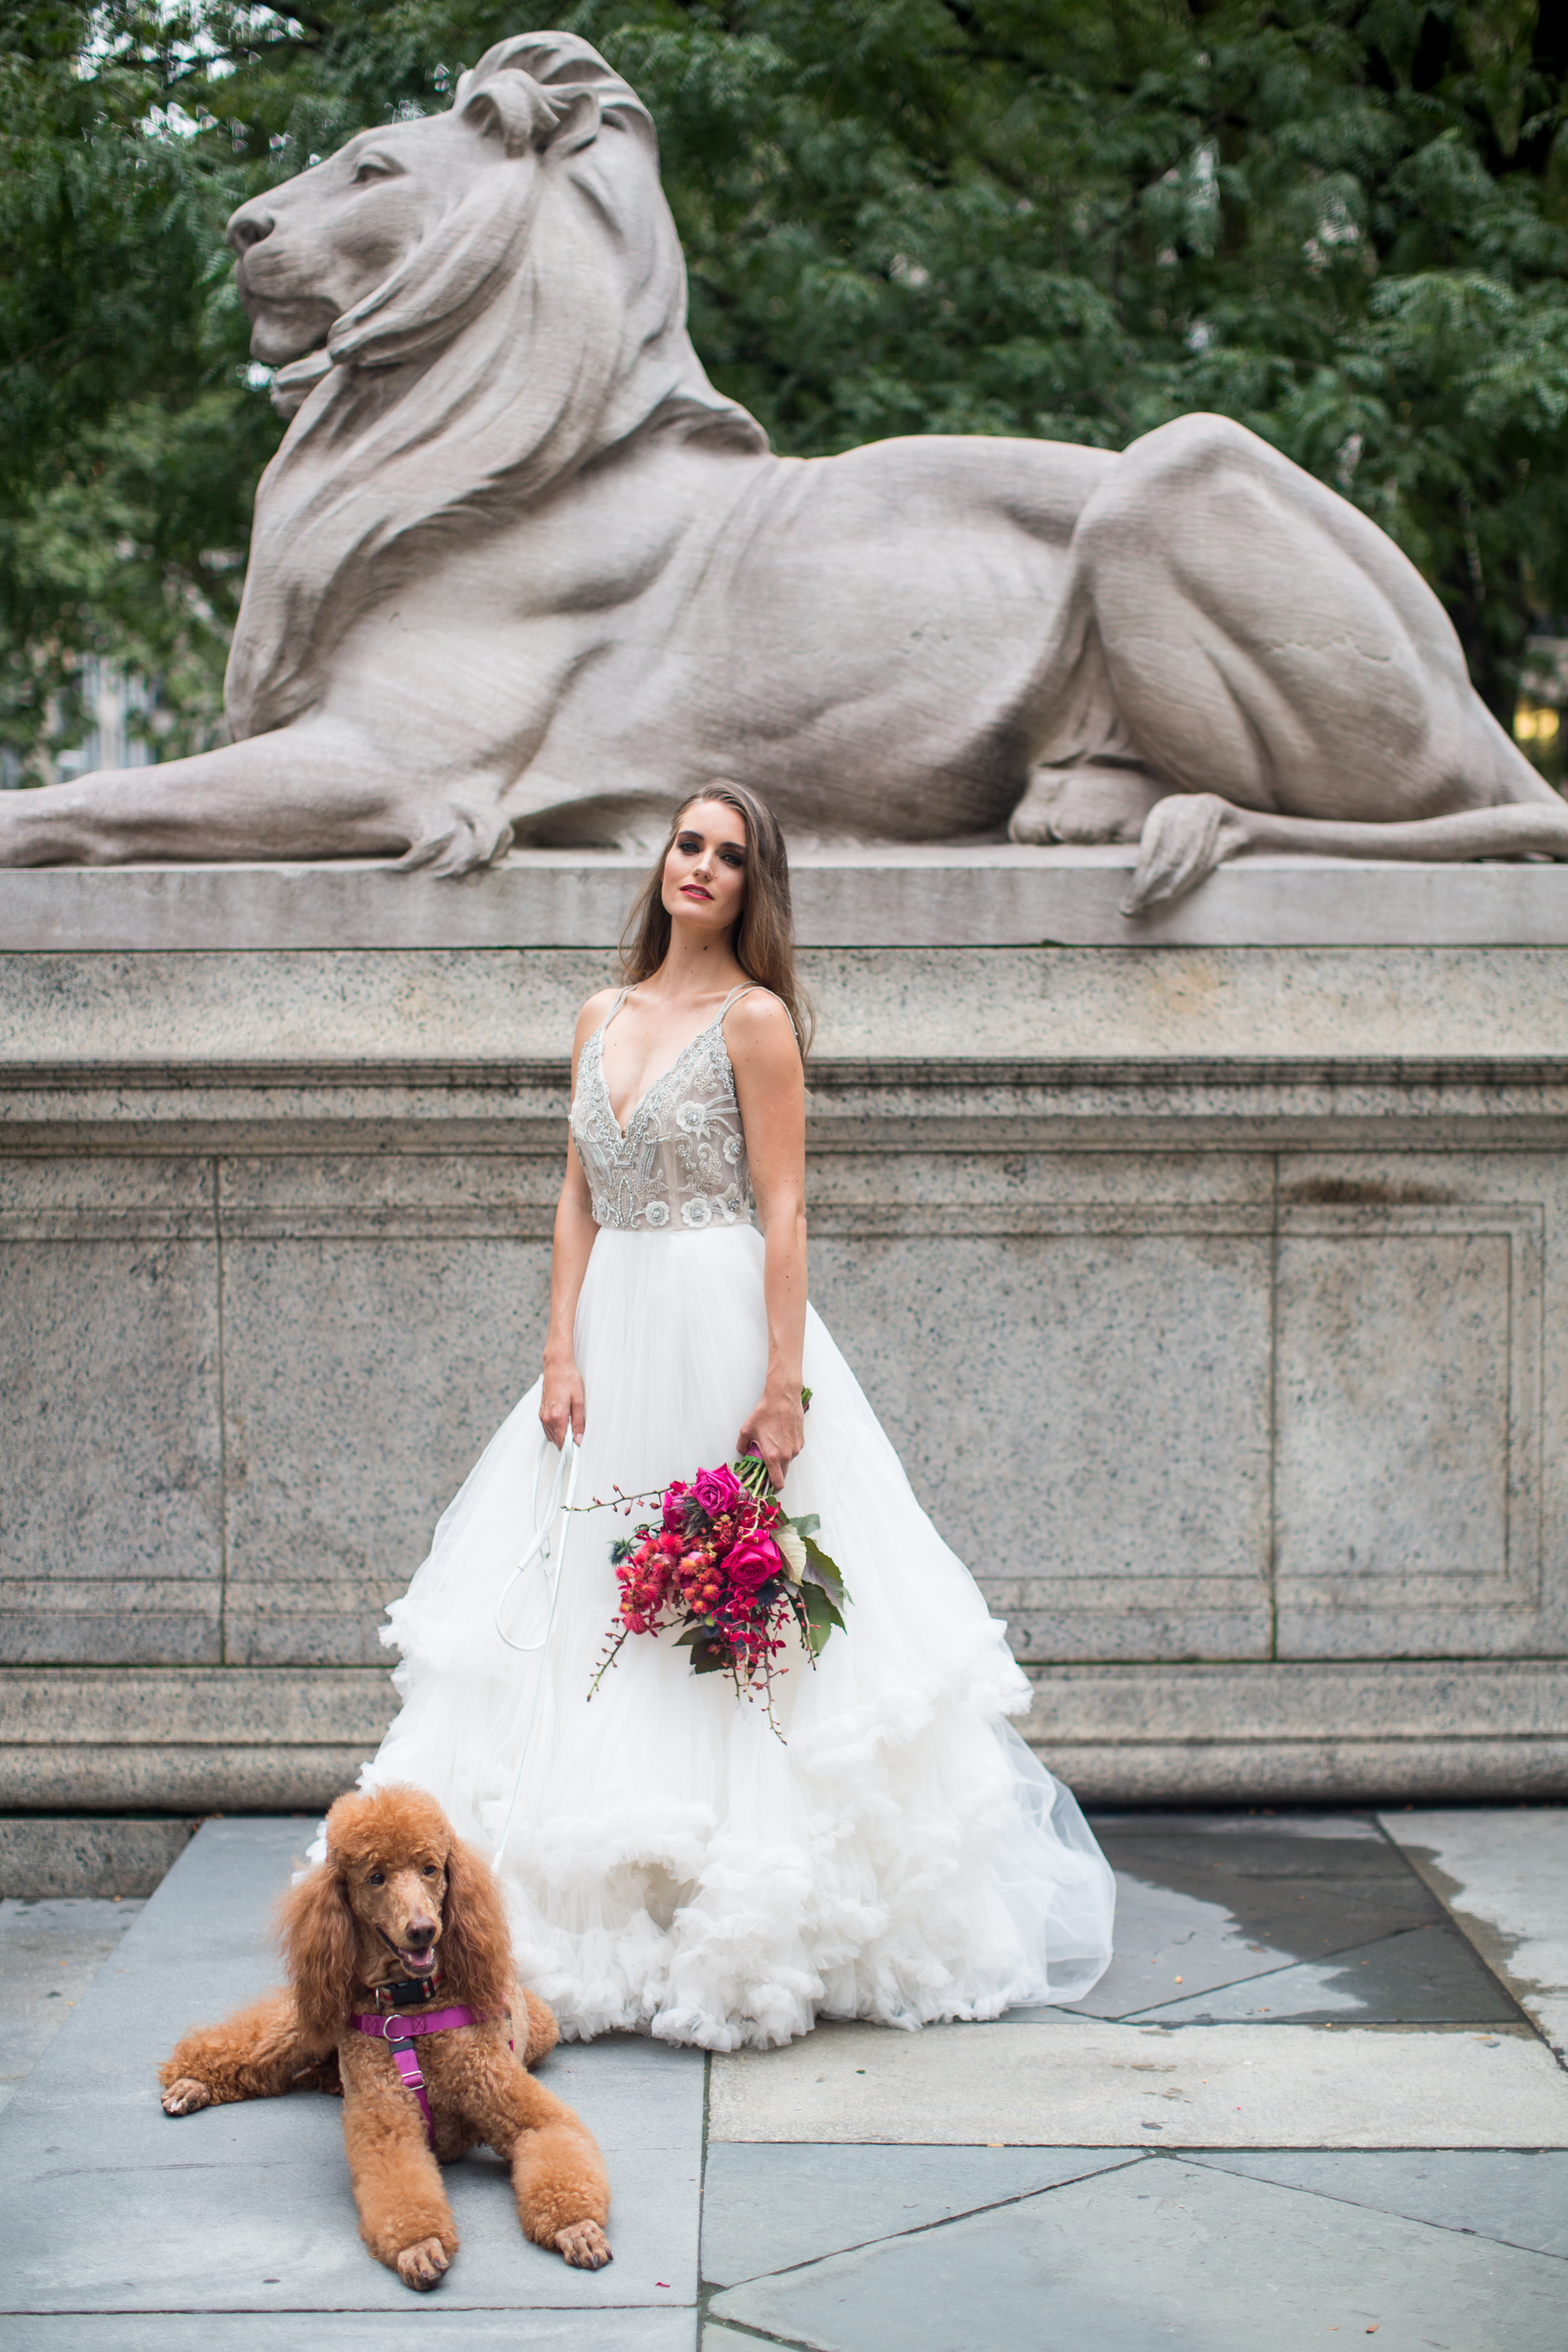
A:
556 2219 612 2270
161 2077 213 2116
395 2236 450 2291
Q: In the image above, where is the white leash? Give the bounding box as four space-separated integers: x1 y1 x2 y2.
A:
494 1426 580 1860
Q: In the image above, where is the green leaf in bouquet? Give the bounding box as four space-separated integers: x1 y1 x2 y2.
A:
689 1641 730 1675
798 1578 846 1655
800 1535 849 1612
788 1513 821 1541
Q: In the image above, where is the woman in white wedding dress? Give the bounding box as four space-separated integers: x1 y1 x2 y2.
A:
361 781 1114 2048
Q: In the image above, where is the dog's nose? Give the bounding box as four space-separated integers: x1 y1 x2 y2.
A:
227 204 274 253
406 1921 437 1948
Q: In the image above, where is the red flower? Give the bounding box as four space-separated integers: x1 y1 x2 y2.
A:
724 1531 783 1593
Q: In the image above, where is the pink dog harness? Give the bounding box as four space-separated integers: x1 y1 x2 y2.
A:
353 2004 480 2146
351 1985 513 2149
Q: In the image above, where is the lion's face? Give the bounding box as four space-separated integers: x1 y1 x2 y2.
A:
221 34 764 748
227 114 515 366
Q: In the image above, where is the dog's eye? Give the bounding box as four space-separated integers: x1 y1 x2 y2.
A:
422 1863 438 1877
367 1870 385 1886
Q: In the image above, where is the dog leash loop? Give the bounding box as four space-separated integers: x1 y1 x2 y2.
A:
493 1426 580 1654
493 1426 580 1863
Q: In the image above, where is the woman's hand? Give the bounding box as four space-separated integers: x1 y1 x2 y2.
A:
540 1353 585 1449
738 1384 805 1494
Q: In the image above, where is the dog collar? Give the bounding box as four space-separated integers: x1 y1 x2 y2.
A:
370 1971 442 2006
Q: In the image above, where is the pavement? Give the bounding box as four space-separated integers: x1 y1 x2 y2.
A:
1 1806 1565 2350
0 1896 145 2121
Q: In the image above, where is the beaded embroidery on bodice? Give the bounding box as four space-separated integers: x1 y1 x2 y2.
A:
571 987 756 1233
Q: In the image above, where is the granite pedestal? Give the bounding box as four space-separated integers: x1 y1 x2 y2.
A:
4 850 1568 1877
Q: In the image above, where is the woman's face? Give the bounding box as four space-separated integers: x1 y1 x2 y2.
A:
661 798 748 938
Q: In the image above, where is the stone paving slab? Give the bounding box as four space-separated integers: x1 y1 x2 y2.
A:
4 2315 697 2351
1077 1814 1450 2020
1127 1921 1519 2023
700 2145 1141 2285
0 1820 703 2319
1381 1808 1568 2059
707 2153 1568 2352
0 1897 142 2115
1191 2149 1568 2260
709 2016 1568 2148
1064 1868 1301 2016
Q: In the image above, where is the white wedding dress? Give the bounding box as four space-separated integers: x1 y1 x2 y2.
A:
359 985 1114 2048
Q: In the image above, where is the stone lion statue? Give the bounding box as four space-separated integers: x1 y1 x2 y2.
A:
5 29 1564 907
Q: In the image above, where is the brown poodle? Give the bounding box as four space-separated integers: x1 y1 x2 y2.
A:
159 1785 611 2288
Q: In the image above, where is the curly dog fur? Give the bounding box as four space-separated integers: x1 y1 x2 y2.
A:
159 1785 611 2288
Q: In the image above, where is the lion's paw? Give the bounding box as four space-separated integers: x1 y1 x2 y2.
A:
1122 792 1235 915
1011 764 1170 849
397 800 514 879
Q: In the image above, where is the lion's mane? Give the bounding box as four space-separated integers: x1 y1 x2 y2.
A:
225 31 766 739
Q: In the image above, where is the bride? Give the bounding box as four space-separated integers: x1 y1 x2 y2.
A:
361 781 1115 2049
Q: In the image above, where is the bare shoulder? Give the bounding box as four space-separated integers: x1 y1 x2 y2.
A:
723 988 798 1060
573 986 622 1049
724 990 802 1115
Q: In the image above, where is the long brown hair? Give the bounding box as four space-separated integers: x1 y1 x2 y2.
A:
620 781 814 1060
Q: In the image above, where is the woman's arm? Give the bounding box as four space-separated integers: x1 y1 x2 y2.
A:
730 994 808 1491
540 997 615 1446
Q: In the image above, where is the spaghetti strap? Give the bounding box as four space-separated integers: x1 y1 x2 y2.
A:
716 982 797 1043
599 986 634 1036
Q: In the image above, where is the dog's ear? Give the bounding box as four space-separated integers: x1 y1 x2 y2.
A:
438 1835 515 2019
279 1860 358 2041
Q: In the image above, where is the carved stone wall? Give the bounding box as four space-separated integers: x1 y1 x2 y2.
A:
4 874 1568 1829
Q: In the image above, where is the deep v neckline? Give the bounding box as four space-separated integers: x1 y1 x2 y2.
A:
596 987 748 1139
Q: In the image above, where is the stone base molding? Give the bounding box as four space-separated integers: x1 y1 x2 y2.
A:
2 1661 1563 1821
0 1670 388 1811
1021 1661 1568 1804
0 1812 195 1899
8 845 1568 952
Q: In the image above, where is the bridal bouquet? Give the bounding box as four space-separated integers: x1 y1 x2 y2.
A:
587 1448 848 1714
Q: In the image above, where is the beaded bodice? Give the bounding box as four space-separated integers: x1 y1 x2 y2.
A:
571 987 757 1233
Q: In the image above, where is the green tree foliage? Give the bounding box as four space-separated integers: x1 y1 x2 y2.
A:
3 1 1566 776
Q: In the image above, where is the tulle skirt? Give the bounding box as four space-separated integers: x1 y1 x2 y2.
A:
362 1223 1115 2049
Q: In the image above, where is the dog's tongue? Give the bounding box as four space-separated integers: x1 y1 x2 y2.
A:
403 1950 437 1978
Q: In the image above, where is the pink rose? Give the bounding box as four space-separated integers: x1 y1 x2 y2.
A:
693 1463 744 1518
724 1531 783 1593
